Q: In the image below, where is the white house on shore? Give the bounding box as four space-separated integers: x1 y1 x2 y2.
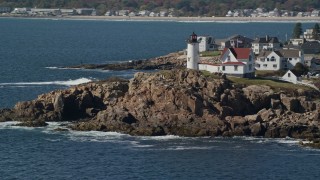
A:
218 48 255 78
255 49 304 71
252 35 280 55
197 36 215 52
198 48 255 78
282 70 302 84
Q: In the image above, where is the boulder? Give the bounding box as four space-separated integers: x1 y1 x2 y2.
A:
250 122 265 136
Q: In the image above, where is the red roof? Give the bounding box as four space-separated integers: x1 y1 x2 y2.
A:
222 62 245 66
222 48 251 59
199 63 221 66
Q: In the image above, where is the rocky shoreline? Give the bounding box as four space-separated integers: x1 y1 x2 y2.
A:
67 52 186 71
1 52 320 148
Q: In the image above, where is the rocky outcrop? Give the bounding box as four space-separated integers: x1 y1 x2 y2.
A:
1 69 320 142
67 52 185 71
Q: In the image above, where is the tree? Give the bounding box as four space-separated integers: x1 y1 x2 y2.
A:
292 22 303 38
292 62 308 76
313 23 320 40
96 4 107 16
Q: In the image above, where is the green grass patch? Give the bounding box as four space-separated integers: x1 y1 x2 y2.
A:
227 76 311 91
201 70 222 79
255 70 286 77
200 51 221 57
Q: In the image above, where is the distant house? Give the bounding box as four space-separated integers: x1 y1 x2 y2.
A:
60 9 76 16
218 35 253 50
128 11 137 17
198 36 216 52
138 10 150 16
118 10 129 16
279 49 304 69
289 38 305 46
30 8 61 16
252 35 280 55
311 9 320 17
255 49 304 71
304 29 317 41
255 50 283 71
149 12 159 17
282 70 302 84
301 41 320 54
0 7 11 13
305 56 320 71
76 8 96 16
268 8 281 17
105 10 115 16
220 48 255 78
11 8 31 14
226 10 234 17
159 10 168 17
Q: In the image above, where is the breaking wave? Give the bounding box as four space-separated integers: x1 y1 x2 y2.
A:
0 78 92 87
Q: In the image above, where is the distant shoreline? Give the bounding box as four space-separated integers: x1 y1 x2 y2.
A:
69 16 320 23
1 15 320 22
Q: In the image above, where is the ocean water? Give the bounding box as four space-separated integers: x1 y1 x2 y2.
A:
0 18 320 179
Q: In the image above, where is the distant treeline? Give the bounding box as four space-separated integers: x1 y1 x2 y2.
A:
1 0 320 16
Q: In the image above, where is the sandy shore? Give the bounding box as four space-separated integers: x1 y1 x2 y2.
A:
62 15 320 22
1 15 320 22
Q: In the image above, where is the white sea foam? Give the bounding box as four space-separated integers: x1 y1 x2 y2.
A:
129 141 154 148
274 138 300 144
138 135 184 141
0 121 19 128
66 130 129 142
0 78 92 87
45 66 110 72
166 146 212 151
45 66 83 70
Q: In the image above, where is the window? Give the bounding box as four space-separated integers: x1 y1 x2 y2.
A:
234 65 238 71
222 66 225 71
288 73 291 77
249 55 252 61
227 56 231 61
267 58 269 61
270 56 275 61
263 64 267 67
188 57 191 62
289 58 292 60
256 64 261 68
273 64 277 68
260 58 265 62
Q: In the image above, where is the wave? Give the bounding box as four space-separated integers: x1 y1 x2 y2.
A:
66 130 131 143
0 78 92 87
165 146 213 151
179 20 250 23
138 135 184 141
46 66 112 73
0 121 19 129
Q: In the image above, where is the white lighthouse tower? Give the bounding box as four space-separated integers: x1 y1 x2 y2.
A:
187 32 200 70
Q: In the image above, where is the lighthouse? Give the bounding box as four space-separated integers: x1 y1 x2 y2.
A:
187 32 200 70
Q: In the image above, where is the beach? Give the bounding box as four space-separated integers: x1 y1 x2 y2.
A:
1 14 320 22
61 15 320 22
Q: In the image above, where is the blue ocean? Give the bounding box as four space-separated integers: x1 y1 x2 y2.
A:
0 18 320 179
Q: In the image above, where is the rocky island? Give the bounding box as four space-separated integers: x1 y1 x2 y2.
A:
1 52 320 148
